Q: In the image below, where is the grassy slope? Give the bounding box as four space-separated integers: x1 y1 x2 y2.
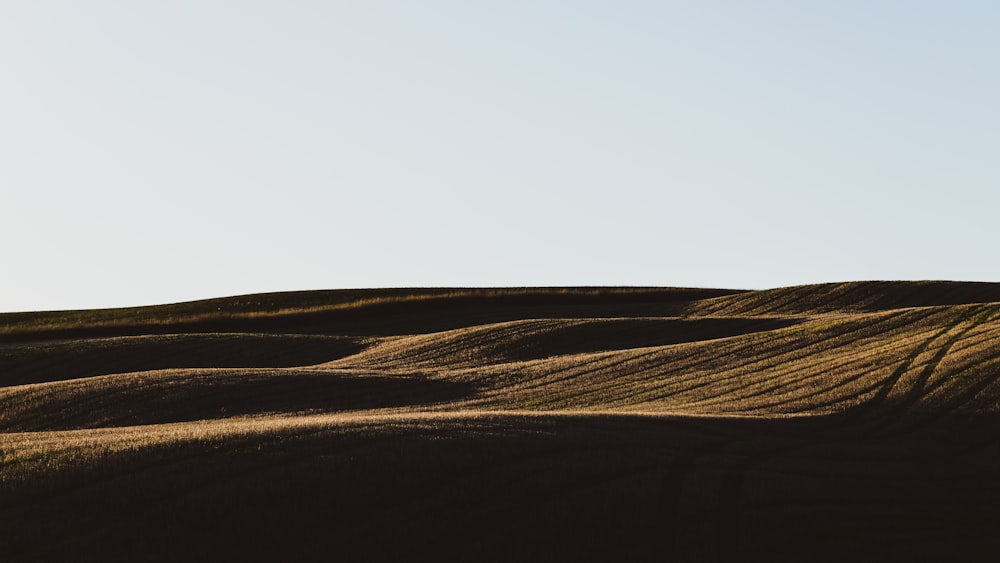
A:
2 281 1000 562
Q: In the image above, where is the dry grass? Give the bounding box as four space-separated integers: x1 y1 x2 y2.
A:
3 281 1000 561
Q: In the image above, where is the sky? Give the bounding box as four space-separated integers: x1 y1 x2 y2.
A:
2 1 998 312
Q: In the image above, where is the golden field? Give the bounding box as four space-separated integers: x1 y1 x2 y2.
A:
3 282 1000 561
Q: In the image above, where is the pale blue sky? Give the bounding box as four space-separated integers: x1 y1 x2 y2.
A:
2 1 998 312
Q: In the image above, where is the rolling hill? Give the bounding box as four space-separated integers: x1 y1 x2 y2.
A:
2 282 1000 561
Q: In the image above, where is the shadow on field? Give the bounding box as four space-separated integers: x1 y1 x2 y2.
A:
2 373 476 431
5 413 1000 562
0 334 369 387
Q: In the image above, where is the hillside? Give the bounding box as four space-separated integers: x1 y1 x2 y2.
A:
2 282 1000 561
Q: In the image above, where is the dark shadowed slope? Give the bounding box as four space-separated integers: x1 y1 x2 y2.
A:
4 413 1000 562
0 333 373 386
